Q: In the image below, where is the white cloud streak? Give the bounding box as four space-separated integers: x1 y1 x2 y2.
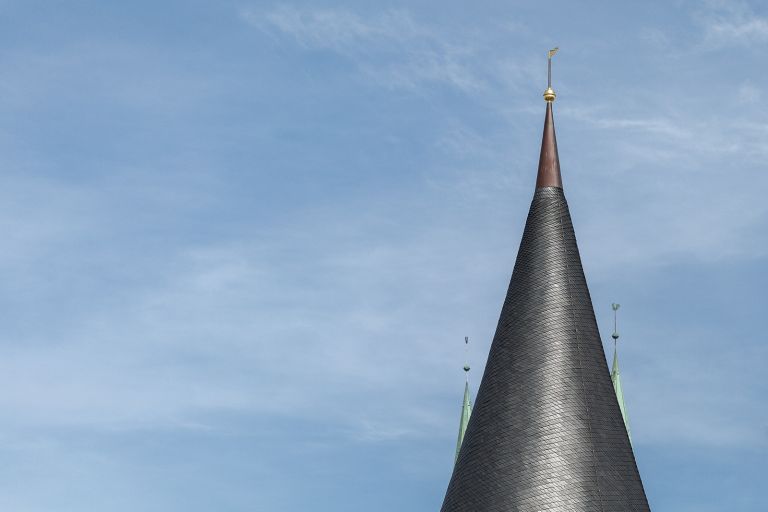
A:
698 0 768 46
244 6 486 92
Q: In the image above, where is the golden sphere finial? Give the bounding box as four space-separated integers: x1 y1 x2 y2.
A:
543 87 556 102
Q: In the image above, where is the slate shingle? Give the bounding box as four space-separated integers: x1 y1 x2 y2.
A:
441 104 651 512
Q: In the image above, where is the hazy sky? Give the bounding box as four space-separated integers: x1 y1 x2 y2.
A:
0 1 766 511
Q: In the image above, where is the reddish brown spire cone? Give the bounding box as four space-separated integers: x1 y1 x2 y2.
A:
535 102 562 188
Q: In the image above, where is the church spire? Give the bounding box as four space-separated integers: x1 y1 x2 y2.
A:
440 50 650 511
611 303 632 444
455 337 472 463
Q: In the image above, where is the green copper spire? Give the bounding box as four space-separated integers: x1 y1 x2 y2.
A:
455 381 472 462
455 337 473 463
611 303 632 444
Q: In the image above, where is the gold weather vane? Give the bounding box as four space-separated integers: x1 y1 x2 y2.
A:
544 47 559 102
548 47 559 60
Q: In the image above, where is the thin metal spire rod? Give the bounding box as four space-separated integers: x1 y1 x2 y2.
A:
548 57 552 88
547 47 559 88
463 336 470 383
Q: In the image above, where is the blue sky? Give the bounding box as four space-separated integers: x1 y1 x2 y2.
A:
0 0 766 510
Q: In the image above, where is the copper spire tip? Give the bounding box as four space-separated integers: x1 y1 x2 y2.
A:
535 48 563 188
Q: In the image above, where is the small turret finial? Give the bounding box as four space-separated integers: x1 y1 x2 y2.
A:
611 303 621 341
463 336 470 377
455 336 474 463
544 47 559 102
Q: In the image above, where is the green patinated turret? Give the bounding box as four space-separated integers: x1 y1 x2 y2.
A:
611 303 632 444
454 337 473 463
455 380 472 462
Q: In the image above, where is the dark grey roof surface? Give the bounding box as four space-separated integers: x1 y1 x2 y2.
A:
440 105 650 511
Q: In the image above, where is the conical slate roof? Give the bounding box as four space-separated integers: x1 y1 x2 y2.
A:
441 101 650 511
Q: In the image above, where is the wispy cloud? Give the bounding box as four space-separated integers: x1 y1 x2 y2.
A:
0 173 490 442
562 106 693 140
737 80 762 102
243 6 486 92
697 0 768 46
240 5 768 272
